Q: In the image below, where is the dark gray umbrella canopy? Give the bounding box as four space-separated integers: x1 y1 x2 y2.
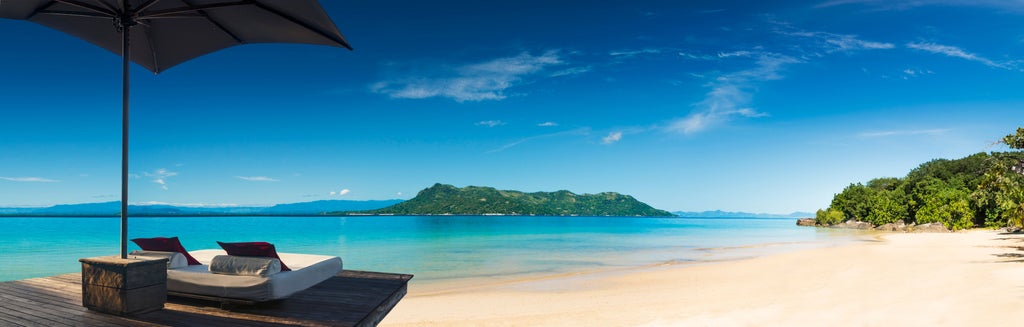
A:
0 0 351 73
1 0 351 258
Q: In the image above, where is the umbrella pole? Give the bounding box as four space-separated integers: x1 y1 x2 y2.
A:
120 13 130 260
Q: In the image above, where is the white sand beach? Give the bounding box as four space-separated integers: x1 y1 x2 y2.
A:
383 229 1024 326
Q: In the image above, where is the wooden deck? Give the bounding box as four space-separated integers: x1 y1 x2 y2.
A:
0 270 412 327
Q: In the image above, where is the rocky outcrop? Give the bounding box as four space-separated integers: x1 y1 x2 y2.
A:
796 218 817 226
833 220 874 230
876 220 909 232
910 222 949 233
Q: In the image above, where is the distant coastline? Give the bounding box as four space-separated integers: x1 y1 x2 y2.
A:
0 184 810 218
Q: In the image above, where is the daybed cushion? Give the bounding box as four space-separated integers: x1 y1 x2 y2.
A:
129 250 188 269
209 255 281 277
130 236 202 265
216 241 291 271
167 249 343 302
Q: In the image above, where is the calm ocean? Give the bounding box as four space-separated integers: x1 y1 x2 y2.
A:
0 216 858 283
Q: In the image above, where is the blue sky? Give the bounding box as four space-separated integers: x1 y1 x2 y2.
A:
0 0 1022 213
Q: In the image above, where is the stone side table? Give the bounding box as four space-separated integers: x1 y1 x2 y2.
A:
79 256 168 316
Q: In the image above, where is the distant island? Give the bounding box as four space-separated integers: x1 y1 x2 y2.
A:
336 183 675 217
0 183 677 217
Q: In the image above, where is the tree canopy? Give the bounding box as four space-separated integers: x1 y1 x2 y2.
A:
819 128 1024 230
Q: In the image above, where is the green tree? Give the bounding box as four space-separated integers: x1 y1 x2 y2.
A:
915 185 974 230
974 128 1024 229
830 183 876 221
815 208 845 226
865 188 909 226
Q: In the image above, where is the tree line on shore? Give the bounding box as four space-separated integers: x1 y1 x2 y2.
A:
816 128 1024 231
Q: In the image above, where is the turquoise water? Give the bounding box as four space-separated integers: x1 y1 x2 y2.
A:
0 216 856 283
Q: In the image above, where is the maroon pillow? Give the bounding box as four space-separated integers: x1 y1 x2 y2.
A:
130 236 202 265
216 241 291 271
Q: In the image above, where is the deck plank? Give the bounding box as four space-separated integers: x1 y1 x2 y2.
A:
0 270 412 327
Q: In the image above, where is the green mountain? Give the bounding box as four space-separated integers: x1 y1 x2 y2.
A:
349 183 675 217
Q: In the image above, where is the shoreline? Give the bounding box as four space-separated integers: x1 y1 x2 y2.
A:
404 231 869 293
383 229 1024 326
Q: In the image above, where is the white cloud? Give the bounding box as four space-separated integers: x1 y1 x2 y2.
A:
0 177 59 183
781 30 894 53
602 131 623 144
859 129 950 138
901 68 934 79
609 48 663 57
476 120 506 127
538 122 558 127
236 176 279 182
718 50 756 58
906 42 1008 69
678 52 718 61
338 189 351 196
145 168 177 190
371 51 564 102
825 34 895 51
668 54 793 135
487 128 591 153
550 66 592 77
817 0 1024 12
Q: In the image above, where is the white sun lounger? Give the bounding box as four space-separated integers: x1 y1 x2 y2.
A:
164 249 343 303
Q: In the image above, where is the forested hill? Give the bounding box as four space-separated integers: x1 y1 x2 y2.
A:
348 183 675 217
815 128 1024 230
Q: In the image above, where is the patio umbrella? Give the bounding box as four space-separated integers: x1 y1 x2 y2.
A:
0 0 352 259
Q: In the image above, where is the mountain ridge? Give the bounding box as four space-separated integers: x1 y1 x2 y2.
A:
346 183 675 217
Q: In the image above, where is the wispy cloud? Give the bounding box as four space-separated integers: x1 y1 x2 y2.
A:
487 128 590 153
718 50 756 58
371 51 564 102
329 189 351 196
236 176 279 182
817 0 1024 12
825 34 895 51
0 177 59 183
782 30 895 53
668 54 794 135
602 131 623 144
609 48 664 57
901 68 934 79
906 42 1008 69
858 128 951 138
677 52 719 61
145 168 177 190
475 120 506 127
550 66 592 77
538 121 558 127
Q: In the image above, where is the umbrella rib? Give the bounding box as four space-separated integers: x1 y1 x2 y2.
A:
140 25 161 73
53 0 117 16
251 2 352 50
179 0 244 44
89 0 118 14
138 1 254 18
135 0 163 14
37 10 112 18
